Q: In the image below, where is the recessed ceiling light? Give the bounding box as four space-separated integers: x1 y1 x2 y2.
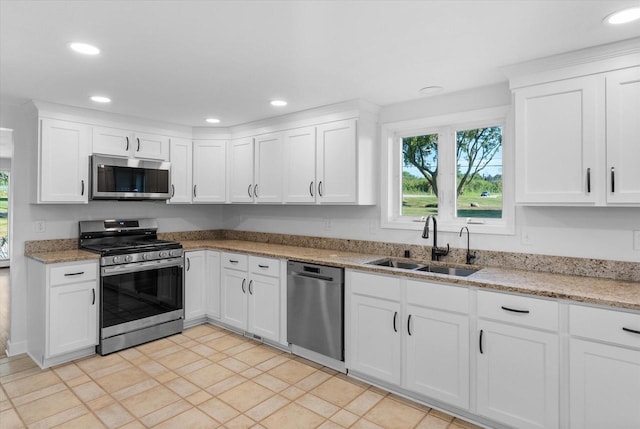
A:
205 118 221 124
270 100 288 107
90 96 111 103
70 42 100 55
604 7 640 24
419 86 444 96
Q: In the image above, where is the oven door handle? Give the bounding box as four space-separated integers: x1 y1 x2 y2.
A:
101 258 184 276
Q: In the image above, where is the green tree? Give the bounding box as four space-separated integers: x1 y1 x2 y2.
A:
456 127 502 196
402 134 439 195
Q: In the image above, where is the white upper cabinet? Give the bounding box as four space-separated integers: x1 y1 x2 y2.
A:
92 126 170 161
316 119 358 203
38 118 90 203
228 137 254 203
605 67 640 204
193 140 227 203
283 127 316 203
514 65 640 206
254 132 283 203
168 138 193 204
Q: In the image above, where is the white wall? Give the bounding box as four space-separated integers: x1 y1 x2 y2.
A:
224 83 640 263
0 101 224 355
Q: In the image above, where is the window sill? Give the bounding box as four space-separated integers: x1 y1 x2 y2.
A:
381 218 515 236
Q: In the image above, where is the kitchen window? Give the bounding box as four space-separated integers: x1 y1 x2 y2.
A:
382 106 514 235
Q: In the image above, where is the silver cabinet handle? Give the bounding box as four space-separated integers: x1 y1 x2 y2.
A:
186 257 191 271
81 180 85 196
247 184 252 198
125 136 130 151
586 168 591 193
92 289 96 305
611 167 615 193
254 184 258 198
318 181 323 197
309 181 314 197
136 137 140 152
241 279 246 293
248 280 253 295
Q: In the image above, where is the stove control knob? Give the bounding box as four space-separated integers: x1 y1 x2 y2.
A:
141 253 149 261
112 256 120 264
159 251 168 258
124 255 133 263
170 249 180 257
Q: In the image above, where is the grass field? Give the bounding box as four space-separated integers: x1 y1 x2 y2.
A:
402 193 502 218
0 198 7 241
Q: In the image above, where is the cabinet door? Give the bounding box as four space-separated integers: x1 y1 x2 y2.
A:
348 293 401 385
221 268 247 331
283 127 316 203
184 251 206 323
515 76 600 204
405 304 469 409
254 133 283 203
39 118 90 203
228 137 254 203
92 126 131 157
477 320 559 429
606 66 640 204
316 119 357 203
569 338 640 429
206 251 221 319
132 132 170 161
193 140 227 203
168 138 193 204
49 281 97 356
248 273 280 341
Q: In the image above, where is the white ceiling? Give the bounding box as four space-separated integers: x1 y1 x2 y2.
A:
1 0 639 127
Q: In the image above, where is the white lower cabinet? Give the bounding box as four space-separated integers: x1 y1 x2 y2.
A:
184 250 221 325
27 259 99 368
347 271 470 408
476 290 559 429
569 305 640 429
220 252 282 343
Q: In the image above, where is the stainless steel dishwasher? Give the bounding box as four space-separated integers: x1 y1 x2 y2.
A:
287 261 344 362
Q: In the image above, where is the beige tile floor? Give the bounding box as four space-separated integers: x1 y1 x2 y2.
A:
0 324 483 428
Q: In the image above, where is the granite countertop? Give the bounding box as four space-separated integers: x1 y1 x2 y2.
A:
26 239 640 311
182 239 640 311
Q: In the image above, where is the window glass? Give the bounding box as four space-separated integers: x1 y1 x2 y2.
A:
402 133 438 217
455 126 503 219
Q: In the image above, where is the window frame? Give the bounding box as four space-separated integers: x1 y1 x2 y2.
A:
381 106 515 235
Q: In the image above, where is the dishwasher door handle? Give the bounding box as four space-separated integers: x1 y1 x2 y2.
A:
291 271 336 282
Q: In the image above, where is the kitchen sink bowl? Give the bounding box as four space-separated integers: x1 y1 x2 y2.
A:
366 258 479 277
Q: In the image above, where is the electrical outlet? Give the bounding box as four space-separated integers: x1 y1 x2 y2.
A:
634 230 640 251
34 221 46 233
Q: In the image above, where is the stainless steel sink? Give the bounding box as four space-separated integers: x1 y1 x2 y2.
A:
366 258 479 277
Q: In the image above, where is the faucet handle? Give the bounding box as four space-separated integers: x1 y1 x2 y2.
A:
467 251 477 265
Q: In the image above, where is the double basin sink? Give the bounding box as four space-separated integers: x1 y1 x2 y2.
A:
366 258 479 277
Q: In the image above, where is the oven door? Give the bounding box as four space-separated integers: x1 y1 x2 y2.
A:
100 258 184 339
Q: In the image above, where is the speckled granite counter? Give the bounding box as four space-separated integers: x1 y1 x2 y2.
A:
26 249 100 264
181 239 640 312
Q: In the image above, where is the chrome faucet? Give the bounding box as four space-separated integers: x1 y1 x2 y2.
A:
422 215 449 261
459 226 477 265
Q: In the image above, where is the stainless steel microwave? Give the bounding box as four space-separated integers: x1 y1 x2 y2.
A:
91 155 172 200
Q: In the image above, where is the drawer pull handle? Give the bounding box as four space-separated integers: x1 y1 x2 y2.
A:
229 260 239 264
622 327 640 335
258 264 269 269
407 314 413 336
479 329 484 354
393 311 398 333
241 279 246 293
64 271 85 276
501 305 530 314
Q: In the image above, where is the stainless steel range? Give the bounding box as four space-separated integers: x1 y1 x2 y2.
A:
79 219 184 355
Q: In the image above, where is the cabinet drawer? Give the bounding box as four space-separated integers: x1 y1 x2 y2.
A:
406 279 468 313
348 270 401 301
50 262 97 286
478 290 558 331
249 256 280 277
570 305 640 349
222 252 248 271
